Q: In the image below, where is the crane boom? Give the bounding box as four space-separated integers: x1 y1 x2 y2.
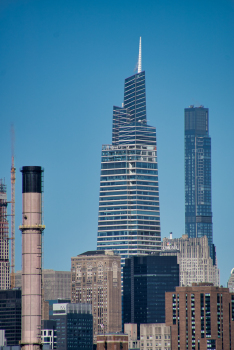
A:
10 125 15 289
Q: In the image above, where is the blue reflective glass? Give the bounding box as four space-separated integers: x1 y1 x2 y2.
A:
184 107 214 261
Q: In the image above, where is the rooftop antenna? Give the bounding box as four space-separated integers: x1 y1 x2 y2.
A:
138 37 142 73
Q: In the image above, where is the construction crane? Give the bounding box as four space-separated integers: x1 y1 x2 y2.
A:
10 125 16 289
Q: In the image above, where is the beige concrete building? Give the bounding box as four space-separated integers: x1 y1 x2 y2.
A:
124 324 139 349
71 250 122 344
15 269 71 300
139 324 171 350
161 234 219 286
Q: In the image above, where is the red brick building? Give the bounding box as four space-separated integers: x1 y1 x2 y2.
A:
97 333 128 350
165 283 234 350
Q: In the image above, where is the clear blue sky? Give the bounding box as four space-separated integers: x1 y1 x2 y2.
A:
0 0 233 287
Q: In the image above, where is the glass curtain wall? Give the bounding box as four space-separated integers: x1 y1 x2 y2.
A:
97 71 161 268
184 106 214 261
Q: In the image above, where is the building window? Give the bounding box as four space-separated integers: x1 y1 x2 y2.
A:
217 294 220 337
200 293 204 338
191 294 195 350
177 294 180 348
232 295 234 321
172 294 176 325
205 294 211 337
207 339 216 349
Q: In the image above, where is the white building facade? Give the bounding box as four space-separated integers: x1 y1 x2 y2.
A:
227 268 234 292
161 235 219 287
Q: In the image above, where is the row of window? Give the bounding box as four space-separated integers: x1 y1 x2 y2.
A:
99 210 159 216
98 224 160 231
99 205 159 210
100 185 158 191
99 215 160 221
101 175 158 181
100 190 158 197
99 201 159 208
101 169 158 175
98 230 161 236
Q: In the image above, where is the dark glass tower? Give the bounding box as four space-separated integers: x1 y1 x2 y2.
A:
123 254 179 337
184 106 214 261
97 41 161 269
0 289 21 345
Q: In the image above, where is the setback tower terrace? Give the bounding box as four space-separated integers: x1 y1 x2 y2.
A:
97 38 161 268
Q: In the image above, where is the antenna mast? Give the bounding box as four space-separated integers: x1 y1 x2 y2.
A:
10 125 16 289
138 37 142 73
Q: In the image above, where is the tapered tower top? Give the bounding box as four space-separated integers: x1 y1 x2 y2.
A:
138 37 142 73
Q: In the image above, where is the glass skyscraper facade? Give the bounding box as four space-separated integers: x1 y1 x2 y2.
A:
123 254 179 337
97 69 161 268
0 289 21 346
184 106 214 261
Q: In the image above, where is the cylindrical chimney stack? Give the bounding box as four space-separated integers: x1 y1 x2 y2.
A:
19 166 45 350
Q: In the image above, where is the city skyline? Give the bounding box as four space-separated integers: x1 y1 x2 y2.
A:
0 0 233 287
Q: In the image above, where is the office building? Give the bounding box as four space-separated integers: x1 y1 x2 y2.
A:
50 303 92 350
228 268 234 293
139 324 171 350
41 320 57 349
43 270 71 301
15 270 71 301
0 180 10 290
97 334 128 350
124 324 139 349
97 38 161 269
184 106 215 262
124 323 171 350
123 254 179 336
0 289 21 346
71 250 122 344
165 283 234 350
161 234 219 286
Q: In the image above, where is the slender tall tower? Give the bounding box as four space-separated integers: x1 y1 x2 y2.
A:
184 106 214 261
0 179 10 290
97 38 161 269
19 166 45 350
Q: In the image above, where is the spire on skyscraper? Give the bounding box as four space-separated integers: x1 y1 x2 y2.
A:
138 37 142 73
97 41 161 271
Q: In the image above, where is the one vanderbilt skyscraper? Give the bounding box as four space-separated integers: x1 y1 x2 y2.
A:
97 38 161 268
